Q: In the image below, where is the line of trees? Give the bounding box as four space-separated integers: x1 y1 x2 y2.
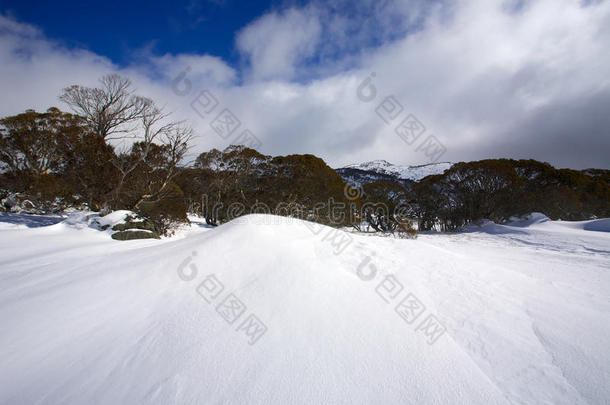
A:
412 159 610 231
1 74 609 237
176 145 354 227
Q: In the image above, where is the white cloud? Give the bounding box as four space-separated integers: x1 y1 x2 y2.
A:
146 53 237 87
1 0 610 169
0 14 115 116
236 7 322 82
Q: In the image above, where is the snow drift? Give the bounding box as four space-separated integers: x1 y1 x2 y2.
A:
1 213 609 404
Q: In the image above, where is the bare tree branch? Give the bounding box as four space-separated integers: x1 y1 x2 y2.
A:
59 74 149 140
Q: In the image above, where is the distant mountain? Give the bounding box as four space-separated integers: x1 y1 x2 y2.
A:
336 160 452 188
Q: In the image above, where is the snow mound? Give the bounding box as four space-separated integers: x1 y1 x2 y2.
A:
62 210 102 227
583 218 610 232
463 219 530 235
60 209 149 236
506 212 551 227
465 213 610 238
1 213 609 404
0 214 505 404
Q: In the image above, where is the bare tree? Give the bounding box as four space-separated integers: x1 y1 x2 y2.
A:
60 73 194 210
59 74 150 140
110 101 189 206
130 124 194 210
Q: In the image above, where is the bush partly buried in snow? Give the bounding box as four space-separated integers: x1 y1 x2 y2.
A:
396 220 418 239
135 187 188 237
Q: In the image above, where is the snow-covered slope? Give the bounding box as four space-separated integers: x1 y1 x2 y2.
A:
335 160 452 188
1 213 609 404
340 160 452 181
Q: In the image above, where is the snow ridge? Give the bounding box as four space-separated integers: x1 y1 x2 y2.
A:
340 160 452 182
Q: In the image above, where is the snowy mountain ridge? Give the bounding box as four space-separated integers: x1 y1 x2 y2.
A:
335 160 452 188
341 160 452 181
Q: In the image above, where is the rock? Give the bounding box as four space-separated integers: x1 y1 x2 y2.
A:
111 230 159 240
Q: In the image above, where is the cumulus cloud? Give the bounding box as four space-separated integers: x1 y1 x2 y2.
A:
0 14 114 115
1 0 609 169
236 7 322 82
144 53 237 87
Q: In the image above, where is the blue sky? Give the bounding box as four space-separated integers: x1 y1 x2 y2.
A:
0 0 609 169
0 0 276 68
